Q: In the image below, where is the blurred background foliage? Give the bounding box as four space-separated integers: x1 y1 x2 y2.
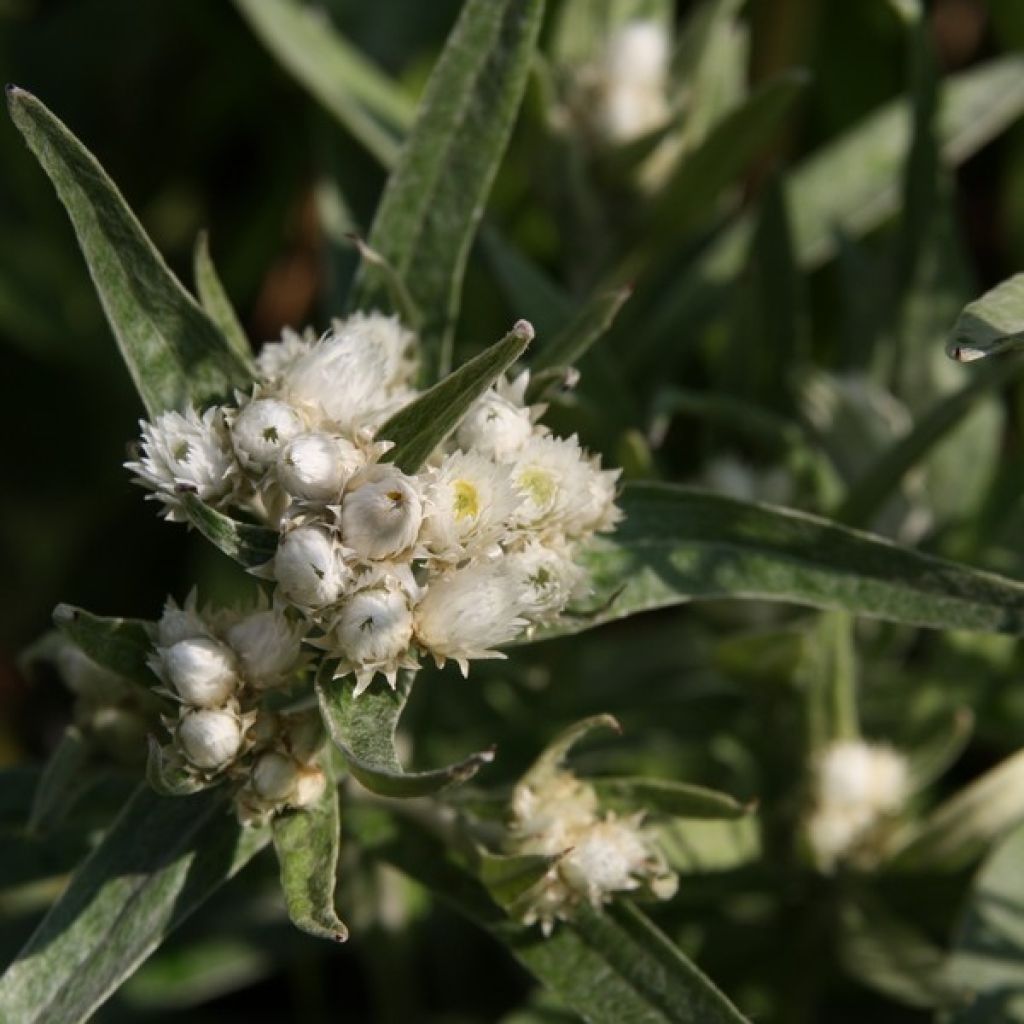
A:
7 0 1024 1021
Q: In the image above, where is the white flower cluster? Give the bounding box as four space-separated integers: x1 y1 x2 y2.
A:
128 312 621 694
805 739 909 872
147 593 326 825
507 770 677 935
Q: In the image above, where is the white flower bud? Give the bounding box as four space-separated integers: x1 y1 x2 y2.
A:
225 608 304 689
156 598 208 647
161 636 239 707
231 399 305 470
252 751 300 802
293 766 327 807
177 708 245 770
505 541 585 623
456 391 534 461
273 526 347 609
560 820 649 895
341 465 423 560
277 432 363 503
334 586 413 663
414 563 526 674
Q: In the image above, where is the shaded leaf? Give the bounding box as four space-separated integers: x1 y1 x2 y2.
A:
272 785 348 943
179 494 278 569
477 849 560 910
233 0 413 168
907 708 973 793
5 87 251 415
316 669 494 798
535 483 1024 641
350 0 545 379
145 737 209 798
379 319 534 473
524 714 621 785
28 727 98 834
0 787 269 1024
798 611 859 751
52 604 156 689
530 284 632 379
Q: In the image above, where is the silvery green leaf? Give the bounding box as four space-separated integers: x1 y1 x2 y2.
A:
178 494 278 569
52 604 157 690
379 319 534 473
0 786 269 1024
798 612 859 751
656 817 762 874
476 849 561 911
145 737 210 798
350 0 545 379
272 785 348 943
233 0 414 168
536 483 1024 642
28 727 98 834
316 669 494 798
5 87 252 416
523 714 621 786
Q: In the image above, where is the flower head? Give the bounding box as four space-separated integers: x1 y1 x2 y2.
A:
341 465 424 561
272 525 349 610
277 432 362 504
224 605 306 689
413 562 527 674
175 704 248 771
126 407 235 520
230 398 306 471
156 636 239 707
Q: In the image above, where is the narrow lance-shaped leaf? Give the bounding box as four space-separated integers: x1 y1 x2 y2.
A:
233 0 414 168
524 714 621 785
350 0 545 380
316 669 494 799
0 786 270 1024
178 494 278 569
643 70 808 249
591 777 754 820
272 785 348 943
5 87 252 416
533 482 1024 643
351 804 751 1024
836 356 1024 527
52 604 157 689
528 284 632 398
379 319 533 473
193 232 252 365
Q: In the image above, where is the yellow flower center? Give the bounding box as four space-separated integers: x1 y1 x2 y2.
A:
453 480 480 521
519 467 556 508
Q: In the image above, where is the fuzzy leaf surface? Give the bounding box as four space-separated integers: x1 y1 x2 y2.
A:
52 604 157 689
272 785 348 943
350 0 545 378
538 483 1024 640
193 232 251 365
0 786 269 1024
316 670 494 798
5 87 251 415
379 319 533 473
179 495 278 569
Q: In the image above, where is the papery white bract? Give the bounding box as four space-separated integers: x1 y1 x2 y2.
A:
272 525 349 610
224 605 306 689
341 465 424 560
414 562 527 675
156 636 239 708
126 407 235 521
175 704 247 771
229 397 306 471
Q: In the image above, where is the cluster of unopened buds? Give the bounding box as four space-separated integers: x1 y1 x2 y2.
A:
128 311 621 697
506 768 678 934
146 593 327 825
804 739 909 872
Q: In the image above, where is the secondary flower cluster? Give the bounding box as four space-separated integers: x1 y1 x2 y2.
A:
506 768 678 934
805 739 909 872
147 593 327 825
128 312 621 694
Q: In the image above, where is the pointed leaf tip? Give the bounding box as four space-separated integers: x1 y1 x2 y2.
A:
513 319 535 342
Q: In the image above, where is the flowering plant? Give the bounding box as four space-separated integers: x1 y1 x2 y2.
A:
7 1 1024 1022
